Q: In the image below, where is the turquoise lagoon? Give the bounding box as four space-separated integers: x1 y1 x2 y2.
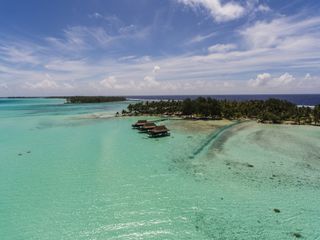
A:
0 98 320 239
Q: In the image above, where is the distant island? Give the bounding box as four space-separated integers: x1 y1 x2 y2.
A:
66 96 126 104
122 97 320 126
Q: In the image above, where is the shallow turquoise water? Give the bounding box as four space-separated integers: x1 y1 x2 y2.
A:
1 98 320 239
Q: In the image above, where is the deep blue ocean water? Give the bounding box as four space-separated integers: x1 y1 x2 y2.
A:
127 94 320 106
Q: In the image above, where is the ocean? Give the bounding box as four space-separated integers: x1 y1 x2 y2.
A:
0 98 320 239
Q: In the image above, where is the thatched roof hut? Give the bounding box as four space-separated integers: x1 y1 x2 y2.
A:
132 120 147 128
140 122 157 131
148 125 170 137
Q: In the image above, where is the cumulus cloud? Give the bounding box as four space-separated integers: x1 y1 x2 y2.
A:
100 76 118 89
208 43 236 53
273 72 295 86
143 76 160 87
304 73 312 80
22 73 75 91
98 76 132 90
300 73 320 89
248 73 271 87
177 0 245 22
142 65 162 88
153 65 161 73
248 73 295 88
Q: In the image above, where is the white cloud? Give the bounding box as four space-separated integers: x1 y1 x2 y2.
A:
257 4 271 12
46 26 109 52
1 13 320 95
273 72 295 86
0 82 8 89
208 43 236 53
143 76 160 87
248 73 295 88
304 73 311 80
133 56 152 63
97 76 138 90
299 73 320 89
21 73 76 91
88 13 123 28
100 76 118 89
88 12 104 19
240 16 320 50
248 73 271 87
119 24 137 34
177 0 245 22
153 65 161 73
188 32 215 44
25 79 59 90
140 66 162 88
118 55 136 61
45 24 149 54
0 42 42 65
62 83 74 89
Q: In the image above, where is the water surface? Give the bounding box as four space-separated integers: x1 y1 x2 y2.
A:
1 98 319 239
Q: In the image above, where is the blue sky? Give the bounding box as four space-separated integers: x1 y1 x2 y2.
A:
0 0 320 96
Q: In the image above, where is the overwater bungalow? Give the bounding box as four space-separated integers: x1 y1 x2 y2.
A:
132 120 147 128
140 122 157 132
148 125 170 137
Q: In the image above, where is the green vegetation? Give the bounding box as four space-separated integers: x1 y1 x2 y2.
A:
66 96 126 104
314 105 320 125
123 97 320 125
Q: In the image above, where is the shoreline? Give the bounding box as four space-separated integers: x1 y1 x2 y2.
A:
122 97 320 127
120 113 320 127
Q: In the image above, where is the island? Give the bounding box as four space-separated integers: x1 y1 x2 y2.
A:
66 96 126 104
122 97 320 126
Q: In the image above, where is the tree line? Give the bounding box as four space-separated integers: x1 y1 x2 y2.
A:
66 96 126 104
123 97 320 125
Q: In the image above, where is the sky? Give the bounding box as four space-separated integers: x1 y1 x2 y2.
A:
0 0 320 96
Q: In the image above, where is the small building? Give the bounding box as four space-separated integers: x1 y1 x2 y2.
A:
140 122 157 132
148 125 170 137
132 120 147 128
